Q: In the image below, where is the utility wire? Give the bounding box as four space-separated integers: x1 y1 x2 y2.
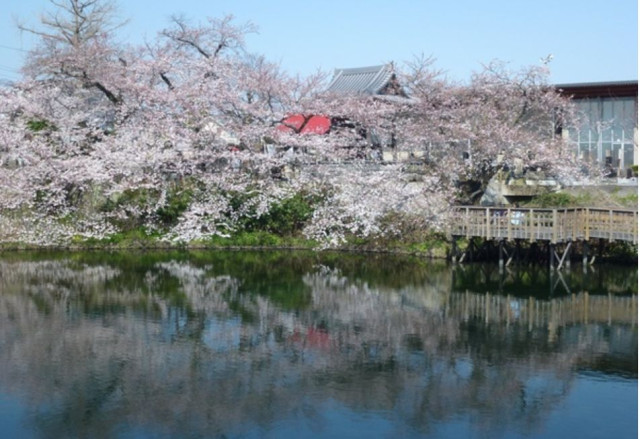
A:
0 44 26 80
0 65 20 73
0 66 21 81
0 44 29 53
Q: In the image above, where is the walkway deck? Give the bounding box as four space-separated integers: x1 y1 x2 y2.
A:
449 207 638 244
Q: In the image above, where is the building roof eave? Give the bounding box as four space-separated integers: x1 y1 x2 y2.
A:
556 80 638 99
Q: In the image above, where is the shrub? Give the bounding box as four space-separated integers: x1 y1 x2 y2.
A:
156 187 193 226
26 119 55 132
525 192 578 207
100 188 161 231
232 192 319 236
254 193 317 236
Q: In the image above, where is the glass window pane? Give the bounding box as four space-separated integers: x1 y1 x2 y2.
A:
602 99 614 128
622 98 637 132
623 143 635 168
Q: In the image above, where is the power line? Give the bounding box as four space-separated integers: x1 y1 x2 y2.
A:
0 45 26 80
0 44 29 53
0 67 20 81
0 64 20 73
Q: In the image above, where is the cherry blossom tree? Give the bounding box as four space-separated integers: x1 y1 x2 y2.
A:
396 58 585 196
0 1 585 248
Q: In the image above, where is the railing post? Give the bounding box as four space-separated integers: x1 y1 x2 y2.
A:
486 208 490 240
552 209 558 244
529 209 534 243
465 207 470 239
609 210 613 242
584 208 590 241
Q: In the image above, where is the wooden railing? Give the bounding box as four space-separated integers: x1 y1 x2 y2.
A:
450 207 638 244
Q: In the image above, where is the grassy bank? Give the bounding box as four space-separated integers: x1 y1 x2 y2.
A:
0 186 636 263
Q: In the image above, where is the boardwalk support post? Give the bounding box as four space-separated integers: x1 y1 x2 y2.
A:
556 242 572 270
582 240 589 267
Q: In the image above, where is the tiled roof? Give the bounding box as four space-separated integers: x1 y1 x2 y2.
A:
326 64 395 95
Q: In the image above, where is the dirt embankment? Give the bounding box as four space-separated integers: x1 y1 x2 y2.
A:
560 184 638 209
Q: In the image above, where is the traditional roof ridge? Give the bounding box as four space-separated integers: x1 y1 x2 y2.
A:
326 63 396 95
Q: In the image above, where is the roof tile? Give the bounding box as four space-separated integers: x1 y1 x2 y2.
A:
326 64 395 95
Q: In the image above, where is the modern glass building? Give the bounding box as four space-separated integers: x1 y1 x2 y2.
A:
557 81 638 175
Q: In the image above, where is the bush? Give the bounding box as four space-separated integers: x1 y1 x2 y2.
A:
100 188 161 231
156 187 193 226
26 119 55 132
237 192 318 236
525 192 578 207
257 193 317 235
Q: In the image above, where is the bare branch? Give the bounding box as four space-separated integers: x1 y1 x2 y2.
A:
161 14 257 60
18 0 128 49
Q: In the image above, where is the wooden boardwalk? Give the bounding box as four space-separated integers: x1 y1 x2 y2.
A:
450 207 638 244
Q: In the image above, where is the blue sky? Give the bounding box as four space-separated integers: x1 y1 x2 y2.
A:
0 0 637 85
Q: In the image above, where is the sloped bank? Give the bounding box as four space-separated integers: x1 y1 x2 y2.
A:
1 181 635 264
0 177 450 257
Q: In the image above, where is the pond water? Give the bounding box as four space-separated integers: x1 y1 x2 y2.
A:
0 250 636 438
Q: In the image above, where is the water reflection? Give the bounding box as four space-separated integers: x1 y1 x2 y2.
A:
452 262 638 297
0 251 636 438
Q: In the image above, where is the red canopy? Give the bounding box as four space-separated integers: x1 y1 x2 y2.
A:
277 114 331 135
276 114 306 133
300 115 331 134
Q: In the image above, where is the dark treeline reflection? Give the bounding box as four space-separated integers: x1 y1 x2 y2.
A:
0 251 636 438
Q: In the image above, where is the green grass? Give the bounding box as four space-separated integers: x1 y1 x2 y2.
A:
70 227 165 248
614 192 638 208
207 231 317 249
341 230 450 257
523 192 580 207
26 119 56 132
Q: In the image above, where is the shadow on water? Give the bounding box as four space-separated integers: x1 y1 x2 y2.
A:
451 262 638 298
0 250 636 438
